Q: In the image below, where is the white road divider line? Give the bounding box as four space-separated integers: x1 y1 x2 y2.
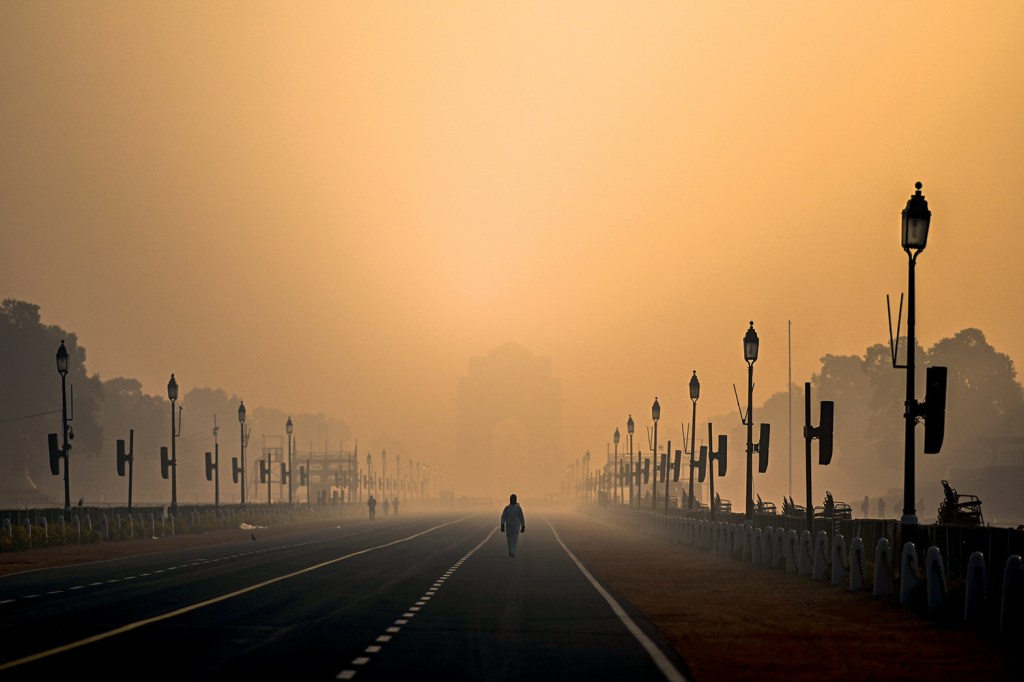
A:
0 518 469 672
547 519 690 682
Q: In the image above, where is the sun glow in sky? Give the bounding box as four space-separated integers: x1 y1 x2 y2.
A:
2 2 1023 500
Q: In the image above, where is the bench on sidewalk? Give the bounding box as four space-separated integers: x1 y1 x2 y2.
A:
938 479 983 525
782 496 806 518
756 494 777 515
814 491 852 520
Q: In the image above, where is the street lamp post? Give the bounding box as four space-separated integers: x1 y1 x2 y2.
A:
238 401 247 506
167 374 179 516
651 397 660 511
743 322 759 520
687 371 700 511
613 428 620 504
286 417 294 504
664 437 672 514
56 340 72 516
900 181 932 537
627 415 635 506
265 439 272 506
367 452 372 500
583 450 591 503
212 417 220 510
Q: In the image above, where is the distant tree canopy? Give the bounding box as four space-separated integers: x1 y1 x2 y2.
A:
0 299 104 502
708 327 1024 513
0 299 354 507
812 328 1024 469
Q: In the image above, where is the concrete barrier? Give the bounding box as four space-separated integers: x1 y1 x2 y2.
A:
1000 554 1023 632
830 533 847 587
798 530 813 577
849 536 867 592
925 546 946 614
964 551 987 626
873 538 894 597
900 542 920 607
812 530 829 581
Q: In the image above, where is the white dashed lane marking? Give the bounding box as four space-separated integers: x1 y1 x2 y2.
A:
334 526 497 680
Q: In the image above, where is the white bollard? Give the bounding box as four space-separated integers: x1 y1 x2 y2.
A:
964 551 987 626
900 542 920 606
925 546 946 613
761 526 773 567
774 527 786 569
752 528 762 565
831 533 847 587
798 530 813 577
1000 554 1024 632
785 529 798 573
849 537 866 592
873 538 894 597
813 530 830 581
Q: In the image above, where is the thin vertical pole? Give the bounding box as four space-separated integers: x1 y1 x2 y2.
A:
902 253 918 531
805 381 814 531
664 440 671 514
746 362 754 520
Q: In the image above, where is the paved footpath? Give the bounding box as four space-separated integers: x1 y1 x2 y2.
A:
551 510 1024 682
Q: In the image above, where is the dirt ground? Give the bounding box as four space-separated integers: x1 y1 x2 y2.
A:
2 514 1022 681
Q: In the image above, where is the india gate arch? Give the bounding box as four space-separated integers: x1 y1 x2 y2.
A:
455 344 563 501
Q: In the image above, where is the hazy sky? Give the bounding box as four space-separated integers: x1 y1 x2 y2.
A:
3 3 1023 497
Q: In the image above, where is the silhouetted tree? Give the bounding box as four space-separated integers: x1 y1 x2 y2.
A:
0 299 103 504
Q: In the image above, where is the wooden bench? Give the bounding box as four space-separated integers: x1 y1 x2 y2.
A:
756 494 777 515
782 496 805 518
814 491 852 519
938 479 983 525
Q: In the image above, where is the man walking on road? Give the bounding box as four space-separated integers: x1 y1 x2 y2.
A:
368 494 377 520
500 493 526 557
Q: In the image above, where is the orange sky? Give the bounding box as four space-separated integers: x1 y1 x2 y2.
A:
2 3 1023 501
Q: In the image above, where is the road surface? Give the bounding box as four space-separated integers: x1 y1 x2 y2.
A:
0 512 689 681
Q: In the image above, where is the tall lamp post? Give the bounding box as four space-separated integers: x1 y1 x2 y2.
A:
900 182 932 536
651 397 660 511
56 340 72 516
212 416 220 510
627 415 635 506
687 371 700 511
265 437 272 505
613 427 620 504
583 450 591 503
238 401 247 506
743 322 759 519
286 417 294 504
167 374 179 515
366 452 372 499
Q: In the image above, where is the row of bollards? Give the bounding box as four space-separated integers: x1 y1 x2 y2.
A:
617 508 1024 633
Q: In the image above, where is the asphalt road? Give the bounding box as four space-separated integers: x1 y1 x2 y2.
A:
0 512 690 681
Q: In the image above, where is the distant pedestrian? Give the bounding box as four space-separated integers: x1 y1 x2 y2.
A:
368 494 377 520
861 495 870 518
500 493 526 557
392 497 399 516
382 497 390 517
